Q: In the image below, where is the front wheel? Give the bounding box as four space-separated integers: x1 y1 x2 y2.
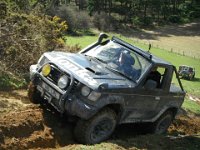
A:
28 82 42 104
74 108 117 144
152 111 174 134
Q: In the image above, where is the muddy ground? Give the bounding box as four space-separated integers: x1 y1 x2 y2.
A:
0 90 200 150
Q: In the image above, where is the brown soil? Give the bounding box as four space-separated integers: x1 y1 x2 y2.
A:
0 90 200 150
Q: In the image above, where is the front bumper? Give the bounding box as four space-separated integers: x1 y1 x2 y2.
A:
30 64 97 119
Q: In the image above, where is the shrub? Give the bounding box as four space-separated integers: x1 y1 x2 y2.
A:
0 62 26 90
54 6 91 32
189 9 200 18
143 17 153 26
75 11 91 31
0 13 67 78
132 16 143 26
92 12 118 31
168 15 181 23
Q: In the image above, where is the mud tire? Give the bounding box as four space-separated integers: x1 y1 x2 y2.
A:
28 82 41 104
74 108 117 144
152 111 173 134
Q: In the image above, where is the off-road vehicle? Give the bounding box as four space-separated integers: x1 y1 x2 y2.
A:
28 33 185 144
178 65 195 80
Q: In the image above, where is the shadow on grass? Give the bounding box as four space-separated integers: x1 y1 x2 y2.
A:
115 19 200 40
193 77 200 82
66 19 200 43
180 77 200 83
68 30 96 37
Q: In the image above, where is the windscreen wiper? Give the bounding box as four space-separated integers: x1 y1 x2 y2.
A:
84 54 107 64
93 56 107 64
106 66 136 83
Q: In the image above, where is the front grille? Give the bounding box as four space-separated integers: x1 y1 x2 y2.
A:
71 79 80 93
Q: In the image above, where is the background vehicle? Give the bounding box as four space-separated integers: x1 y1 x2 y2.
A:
28 33 185 144
178 65 195 80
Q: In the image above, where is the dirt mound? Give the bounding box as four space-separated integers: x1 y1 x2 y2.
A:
0 108 55 150
0 90 30 114
0 108 199 150
169 115 200 135
0 90 200 149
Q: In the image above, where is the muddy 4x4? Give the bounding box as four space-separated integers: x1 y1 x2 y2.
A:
178 65 195 80
28 33 185 144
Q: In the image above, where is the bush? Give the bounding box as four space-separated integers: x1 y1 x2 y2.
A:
168 15 181 23
0 62 26 90
0 74 26 90
189 9 200 18
132 16 143 26
180 17 190 23
0 13 67 78
54 6 91 32
143 17 153 26
75 11 91 31
92 12 118 31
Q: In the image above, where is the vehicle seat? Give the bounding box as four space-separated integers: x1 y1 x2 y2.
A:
146 70 161 88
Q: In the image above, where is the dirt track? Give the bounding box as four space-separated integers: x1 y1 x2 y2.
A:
0 90 200 150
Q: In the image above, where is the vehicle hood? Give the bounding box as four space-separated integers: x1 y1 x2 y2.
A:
44 51 135 90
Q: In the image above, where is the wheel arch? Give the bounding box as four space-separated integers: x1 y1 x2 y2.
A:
165 107 178 118
153 106 179 122
97 103 124 123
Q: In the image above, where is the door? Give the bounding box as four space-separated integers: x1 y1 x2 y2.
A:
123 66 171 122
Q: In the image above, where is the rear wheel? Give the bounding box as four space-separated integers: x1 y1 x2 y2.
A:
74 108 117 144
152 111 174 134
28 82 41 104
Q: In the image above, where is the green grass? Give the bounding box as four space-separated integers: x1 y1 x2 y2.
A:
65 33 200 97
66 35 99 48
0 75 26 90
182 98 200 115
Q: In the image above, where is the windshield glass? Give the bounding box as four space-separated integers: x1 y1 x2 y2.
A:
85 41 151 82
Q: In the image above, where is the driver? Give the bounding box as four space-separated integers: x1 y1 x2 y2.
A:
117 51 137 80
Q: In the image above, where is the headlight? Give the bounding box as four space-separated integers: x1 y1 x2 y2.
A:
81 86 91 97
42 64 51 76
88 91 101 101
58 75 69 89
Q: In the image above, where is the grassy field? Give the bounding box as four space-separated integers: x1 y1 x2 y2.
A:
182 98 200 114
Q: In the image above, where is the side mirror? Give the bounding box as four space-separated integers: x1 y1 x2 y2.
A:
144 79 157 90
